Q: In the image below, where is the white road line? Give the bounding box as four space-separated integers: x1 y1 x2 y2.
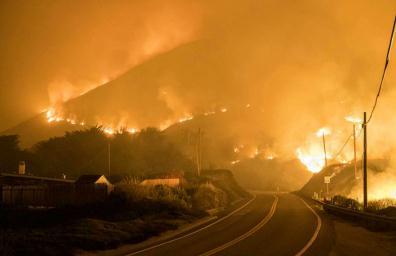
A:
295 197 322 256
126 194 257 256
199 194 279 256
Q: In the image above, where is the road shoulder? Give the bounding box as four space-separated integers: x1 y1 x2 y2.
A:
302 197 396 256
77 195 255 256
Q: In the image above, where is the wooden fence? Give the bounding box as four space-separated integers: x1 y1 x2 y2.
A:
1 184 108 207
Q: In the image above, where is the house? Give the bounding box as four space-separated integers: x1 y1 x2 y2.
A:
75 175 113 204
0 172 75 186
107 175 126 185
0 173 75 207
140 171 186 187
0 173 115 207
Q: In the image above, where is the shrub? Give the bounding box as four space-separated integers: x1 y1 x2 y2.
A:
192 183 228 210
332 195 361 210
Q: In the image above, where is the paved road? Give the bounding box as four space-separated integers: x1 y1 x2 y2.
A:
126 192 325 256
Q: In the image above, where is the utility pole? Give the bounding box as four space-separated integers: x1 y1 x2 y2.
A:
195 128 202 176
322 132 328 168
353 123 358 179
108 140 111 177
363 112 368 210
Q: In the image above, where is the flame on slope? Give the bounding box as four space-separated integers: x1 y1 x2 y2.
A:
297 127 335 173
296 147 326 173
345 115 362 124
231 160 240 165
178 114 194 123
316 127 331 137
348 170 396 201
45 107 85 127
103 127 115 135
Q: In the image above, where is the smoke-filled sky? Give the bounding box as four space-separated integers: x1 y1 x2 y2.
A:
0 0 202 130
1 0 396 159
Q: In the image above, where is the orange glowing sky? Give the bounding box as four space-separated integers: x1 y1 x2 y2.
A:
1 0 396 164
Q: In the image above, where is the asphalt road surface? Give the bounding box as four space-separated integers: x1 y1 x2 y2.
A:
125 192 328 256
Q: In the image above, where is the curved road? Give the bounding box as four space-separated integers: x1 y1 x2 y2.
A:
124 192 326 256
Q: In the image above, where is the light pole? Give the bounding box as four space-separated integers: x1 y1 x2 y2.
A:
317 128 330 168
353 123 357 179
104 130 114 177
363 112 368 211
322 132 328 168
346 116 362 179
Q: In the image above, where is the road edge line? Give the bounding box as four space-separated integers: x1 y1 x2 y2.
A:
199 194 279 256
295 197 322 256
126 194 257 256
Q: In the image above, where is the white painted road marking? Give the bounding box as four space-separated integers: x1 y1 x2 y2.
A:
295 197 322 256
126 194 257 256
199 194 279 256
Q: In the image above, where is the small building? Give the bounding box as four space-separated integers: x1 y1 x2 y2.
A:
140 171 186 187
0 173 74 186
0 173 75 207
75 175 113 204
107 175 126 185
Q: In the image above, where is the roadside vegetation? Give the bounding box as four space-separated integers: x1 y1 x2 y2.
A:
0 127 194 179
0 168 249 255
0 127 250 255
330 195 396 217
0 174 248 256
0 184 200 256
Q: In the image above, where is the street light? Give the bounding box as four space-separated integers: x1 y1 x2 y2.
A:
104 128 114 176
345 116 362 179
316 128 330 168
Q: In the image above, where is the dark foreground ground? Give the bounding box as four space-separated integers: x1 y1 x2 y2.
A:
2 192 396 256
89 192 396 256
0 198 203 256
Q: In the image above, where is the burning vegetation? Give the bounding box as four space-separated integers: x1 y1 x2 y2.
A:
0 0 395 205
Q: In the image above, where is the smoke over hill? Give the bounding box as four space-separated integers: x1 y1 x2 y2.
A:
1 0 396 179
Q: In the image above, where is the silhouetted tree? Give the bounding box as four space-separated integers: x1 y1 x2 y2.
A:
0 135 31 172
29 127 194 178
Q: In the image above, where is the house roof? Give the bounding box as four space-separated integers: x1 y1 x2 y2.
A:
145 170 184 179
75 174 110 184
107 175 125 184
0 173 75 183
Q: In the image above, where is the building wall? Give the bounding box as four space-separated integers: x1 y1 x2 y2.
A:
2 184 74 207
140 178 181 187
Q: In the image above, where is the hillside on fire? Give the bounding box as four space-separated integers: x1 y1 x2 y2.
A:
300 160 393 201
2 40 266 148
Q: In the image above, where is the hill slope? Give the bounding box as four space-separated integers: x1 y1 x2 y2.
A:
299 160 394 201
230 158 312 191
3 40 248 148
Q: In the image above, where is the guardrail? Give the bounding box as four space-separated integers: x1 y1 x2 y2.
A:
312 198 396 230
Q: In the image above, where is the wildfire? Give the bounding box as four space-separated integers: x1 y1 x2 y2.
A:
316 127 331 137
266 155 275 160
231 160 240 165
295 127 335 172
203 111 215 116
103 127 115 135
45 107 86 127
296 147 326 173
127 128 139 134
250 148 259 158
345 115 362 124
46 108 61 123
178 114 194 123
220 108 227 113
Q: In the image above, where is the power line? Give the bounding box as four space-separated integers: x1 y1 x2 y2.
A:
366 16 396 124
332 132 354 160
